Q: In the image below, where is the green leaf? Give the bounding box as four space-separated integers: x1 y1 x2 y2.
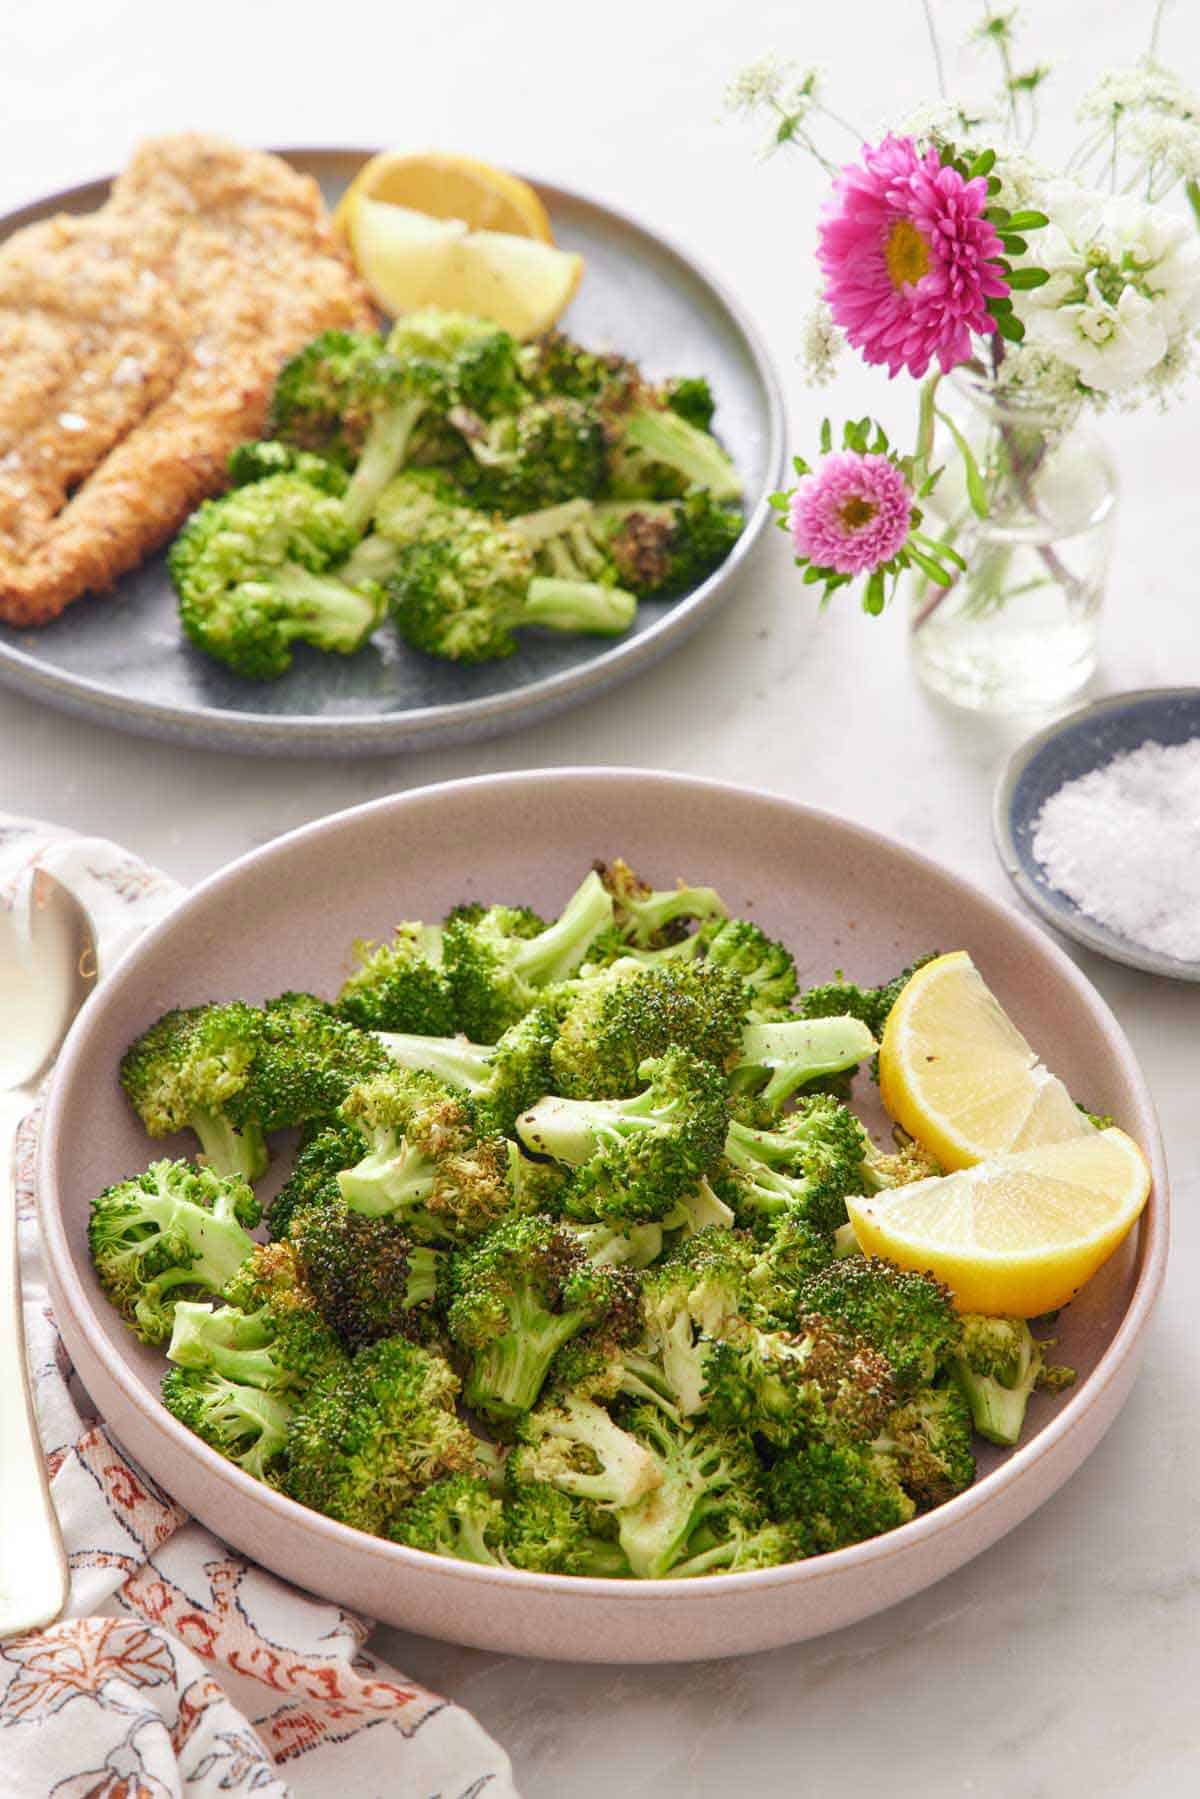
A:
985 204 1011 226
863 571 886 616
769 491 790 510
934 407 989 519
803 563 825 585
967 148 997 178
792 454 811 475
989 294 1014 313
1187 181 1200 231
1006 266 1050 290
907 546 952 587
999 234 1028 255
819 419 832 454
993 309 1026 342
987 175 1002 194
912 528 966 570
1007 209 1050 230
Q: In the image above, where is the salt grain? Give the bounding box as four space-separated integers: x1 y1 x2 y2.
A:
1031 736 1200 962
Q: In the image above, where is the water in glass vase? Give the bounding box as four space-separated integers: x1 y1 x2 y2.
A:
910 379 1117 714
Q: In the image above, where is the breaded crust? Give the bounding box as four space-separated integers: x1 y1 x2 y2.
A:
0 135 377 626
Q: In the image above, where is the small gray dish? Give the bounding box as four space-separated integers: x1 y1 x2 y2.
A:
994 686 1200 982
0 150 786 758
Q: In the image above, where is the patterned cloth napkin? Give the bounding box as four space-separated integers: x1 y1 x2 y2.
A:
0 817 518 1799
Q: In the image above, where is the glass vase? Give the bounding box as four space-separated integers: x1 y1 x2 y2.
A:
909 376 1117 714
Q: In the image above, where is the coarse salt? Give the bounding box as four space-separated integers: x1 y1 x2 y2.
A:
1031 735 1200 963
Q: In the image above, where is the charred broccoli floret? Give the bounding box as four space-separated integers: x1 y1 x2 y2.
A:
337 1068 511 1242
717 1097 874 1238
264 1119 361 1240
596 857 727 948
612 1405 766 1579
288 1196 443 1352
703 1314 895 1448
165 1242 346 1396
874 1385 977 1507
88 1160 260 1346
501 1482 629 1576
632 1229 761 1417
797 1257 963 1395
952 1315 1076 1447
764 1440 916 1555
335 925 455 1035
517 1048 729 1224
454 396 608 513
446 1214 640 1421
282 1336 482 1533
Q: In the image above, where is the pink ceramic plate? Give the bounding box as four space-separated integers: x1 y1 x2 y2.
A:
38 771 1169 1663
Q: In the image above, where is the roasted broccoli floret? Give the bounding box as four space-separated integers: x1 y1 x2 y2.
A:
336 1068 511 1242
951 1315 1076 1447
88 1160 260 1345
283 1336 482 1533
633 1228 761 1417
797 1257 962 1395
120 1002 268 1182
586 494 743 599
442 871 614 1042
387 507 636 665
161 1366 293 1481
165 1242 346 1398
717 1097 872 1238
377 1005 559 1136
446 1215 640 1421
271 315 523 532
250 992 389 1135
264 1119 361 1240
795 956 936 1041
501 1481 629 1576
508 1391 661 1507
596 857 728 948
549 962 749 1098
454 396 608 513
560 1219 666 1269
729 1014 877 1114
169 474 384 680
858 1132 944 1191
874 1385 977 1507
764 1439 916 1555
289 1196 443 1352
518 1047 729 1224
228 439 348 493
335 925 455 1035
703 1314 895 1449
661 1177 736 1241
697 917 797 1018
518 330 642 408
663 375 715 432
747 1212 837 1323
612 1405 766 1579
387 1473 507 1565
606 397 742 504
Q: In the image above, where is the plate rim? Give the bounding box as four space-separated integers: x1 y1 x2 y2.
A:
0 150 788 755
993 685 1200 983
38 767 1170 1604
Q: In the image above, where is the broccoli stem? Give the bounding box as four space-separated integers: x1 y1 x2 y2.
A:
518 1092 672 1164
521 578 637 636
467 1308 591 1418
190 1109 269 1184
272 564 382 652
337 1138 437 1218
952 1365 1034 1446
736 1016 876 1109
344 397 428 532
375 1031 493 1093
167 1304 279 1390
623 410 742 503
509 870 615 986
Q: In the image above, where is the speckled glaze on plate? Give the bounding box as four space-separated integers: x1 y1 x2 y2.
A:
37 771 1168 1662
994 686 1200 982
0 151 785 757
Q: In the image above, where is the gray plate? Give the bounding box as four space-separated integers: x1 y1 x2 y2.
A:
993 685 1200 981
0 149 785 756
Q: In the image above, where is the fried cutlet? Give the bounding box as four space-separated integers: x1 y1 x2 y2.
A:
0 135 377 627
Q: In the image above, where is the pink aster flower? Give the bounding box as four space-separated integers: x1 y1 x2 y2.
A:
787 450 913 575
818 135 1009 378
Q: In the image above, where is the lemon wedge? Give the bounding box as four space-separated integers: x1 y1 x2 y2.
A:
878 950 1095 1172
335 150 552 242
846 1127 1151 1315
347 200 582 337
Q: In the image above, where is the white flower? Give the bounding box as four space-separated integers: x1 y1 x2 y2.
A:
1126 113 1200 185
1078 61 1198 125
797 300 841 387
1010 179 1200 395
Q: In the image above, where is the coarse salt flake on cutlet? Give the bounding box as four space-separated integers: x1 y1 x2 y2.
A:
0 134 377 627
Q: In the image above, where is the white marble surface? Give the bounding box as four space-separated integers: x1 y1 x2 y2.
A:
3 2 1199 1792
